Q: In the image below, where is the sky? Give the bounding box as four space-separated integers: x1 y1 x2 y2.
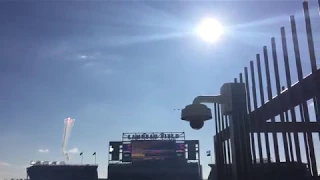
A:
0 0 320 179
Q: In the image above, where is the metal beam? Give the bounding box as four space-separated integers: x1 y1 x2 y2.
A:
255 122 320 133
216 121 320 141
249 69 320 122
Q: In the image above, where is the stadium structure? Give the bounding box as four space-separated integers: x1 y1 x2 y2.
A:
27 164 98 180
25 131 309 180
108 132 202 180
26 132 202 180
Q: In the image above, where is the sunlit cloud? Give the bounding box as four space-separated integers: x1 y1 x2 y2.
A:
77 52 100 61
79 53 122 76
80 55 88 59
38 149 49 153
68 148 79 154
78 52 122 65
76 54 93 61
0 162 10 166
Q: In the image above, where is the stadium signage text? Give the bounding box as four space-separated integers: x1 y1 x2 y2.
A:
127 133 180 140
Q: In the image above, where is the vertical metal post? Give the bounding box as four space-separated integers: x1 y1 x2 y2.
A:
290 15 318 176
224 83 251 180
257 49 271 163
214 103 222 180
239 73 243 83
303 1 320 140
280 26 301 162
269 40 290 162
213 136 220 180
250 57 264 164
226 116 233 177
298 105 311 171
239 73 252 180
214 103 218 138
290 15 312 170
244 67 257 165
251 58 264 163
221 95 234 180
219 106 228 180
223 115 232 180
237 75 252 169
217 104 226 179
303 1 318 72
282 86 295 162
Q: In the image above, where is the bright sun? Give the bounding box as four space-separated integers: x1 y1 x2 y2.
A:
196 18 223 43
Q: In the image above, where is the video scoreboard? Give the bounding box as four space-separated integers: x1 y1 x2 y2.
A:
109 132 199 163
121 140 186 162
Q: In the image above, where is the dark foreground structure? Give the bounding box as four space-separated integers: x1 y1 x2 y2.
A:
208 1 320 180
108 161 201 180
208 162 310 180
27 165 98 180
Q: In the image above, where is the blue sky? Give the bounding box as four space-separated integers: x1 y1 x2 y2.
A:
0 0 320 179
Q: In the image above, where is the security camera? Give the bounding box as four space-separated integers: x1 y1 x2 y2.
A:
189 120 204 130
181 104 212 130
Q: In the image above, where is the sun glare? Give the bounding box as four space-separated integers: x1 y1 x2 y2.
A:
196 18 223 43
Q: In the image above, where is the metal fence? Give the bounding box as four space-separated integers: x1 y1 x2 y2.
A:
213 1 320 180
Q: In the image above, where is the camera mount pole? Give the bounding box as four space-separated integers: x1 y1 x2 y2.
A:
222 83 251 180
189 83 251 180
192 95 223 104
